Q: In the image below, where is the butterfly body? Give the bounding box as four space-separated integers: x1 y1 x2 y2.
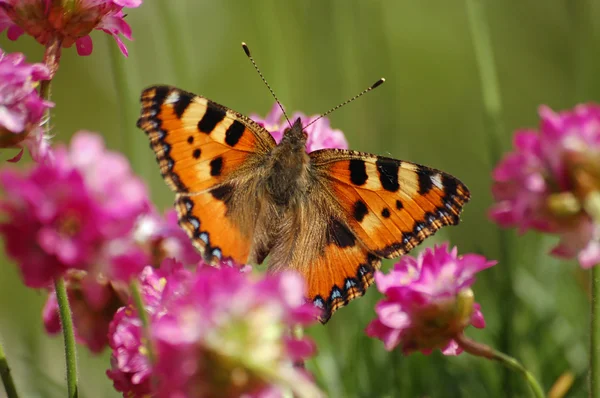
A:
137 85 470 322
263 118 310 206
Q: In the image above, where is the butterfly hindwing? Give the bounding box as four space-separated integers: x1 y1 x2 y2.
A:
311 149 470 258
137 85 276 193
266 186 379 323
175 186 253 265
306 235 380 323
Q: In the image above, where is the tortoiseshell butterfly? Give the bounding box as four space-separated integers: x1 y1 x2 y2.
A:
136 44 470 322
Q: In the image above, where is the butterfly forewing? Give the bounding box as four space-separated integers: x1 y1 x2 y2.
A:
137 86 276 193
311 149 470 258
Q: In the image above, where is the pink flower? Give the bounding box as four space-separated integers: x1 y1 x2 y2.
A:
107 262 322 398
43 270 128 353
250 103 348 151
107 261 191 396
133 209 202 267
0 49 53 162
0 0 142 56
0 131 151 288
490 104 600 268
366 244 496 355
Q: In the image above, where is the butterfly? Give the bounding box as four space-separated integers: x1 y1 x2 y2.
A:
136 85 470 323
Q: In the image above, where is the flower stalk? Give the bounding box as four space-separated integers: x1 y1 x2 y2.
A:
455 334 544 398
0 339 19 398
41 37 79 397
42 36 62 80
54 278 78 398
129 280 156 365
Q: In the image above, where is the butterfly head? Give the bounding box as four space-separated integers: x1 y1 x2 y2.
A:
280 117 307 149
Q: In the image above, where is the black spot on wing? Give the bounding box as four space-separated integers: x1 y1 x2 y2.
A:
187 136 194 144
381 208 391 218
349 159 368 185
210 183 233 203
173 93 193 119
327 218 356 248
396 199 403 210
210 157 223 176
192 148 201 159
198 103 226 133
418 168 434 195
353 200 368 222
376 158 400 192
225 120 245 147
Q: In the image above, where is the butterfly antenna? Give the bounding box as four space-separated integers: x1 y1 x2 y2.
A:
242 42 292 128
304 78 385 129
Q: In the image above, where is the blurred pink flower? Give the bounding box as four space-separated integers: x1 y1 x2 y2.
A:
366 244 495 355
490 104 600 268
133 209 202 268
107 260 190 397
43 270 128 353
250 103 348 151
0 48 53 162
0 0 142 56
108 262 322 398
0 131 151 287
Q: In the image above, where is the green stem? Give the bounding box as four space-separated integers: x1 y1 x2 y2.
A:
464 0 516 391
0 339 19 398
591 266 600 398
54 279 78 398
129 280 156 365
40 37 78 398
455 334 545 398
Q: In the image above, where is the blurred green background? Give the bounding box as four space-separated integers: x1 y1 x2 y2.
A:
1 1 600 397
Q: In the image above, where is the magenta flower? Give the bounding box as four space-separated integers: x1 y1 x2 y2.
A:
133 209 202 267
0 0 142 56
107 262 322 398
43 270 128 353
0 49 53 162
490 104 600 268
107 261 191 397
250 103 348 151
0 131 151 288
366 244 496 355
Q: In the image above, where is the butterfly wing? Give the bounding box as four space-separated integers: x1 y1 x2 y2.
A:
138 86 276 193
311 149 470 258
269 149 470 322
137 86 276 264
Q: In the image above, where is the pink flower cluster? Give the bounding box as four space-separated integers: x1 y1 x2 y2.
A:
40 209 203 352
251 103 349 151
108 261 322 398
490 104 600 268
0 131 150 287
0 48 53 162
366 244 496 355
0 0 142 56
15 131 210 352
